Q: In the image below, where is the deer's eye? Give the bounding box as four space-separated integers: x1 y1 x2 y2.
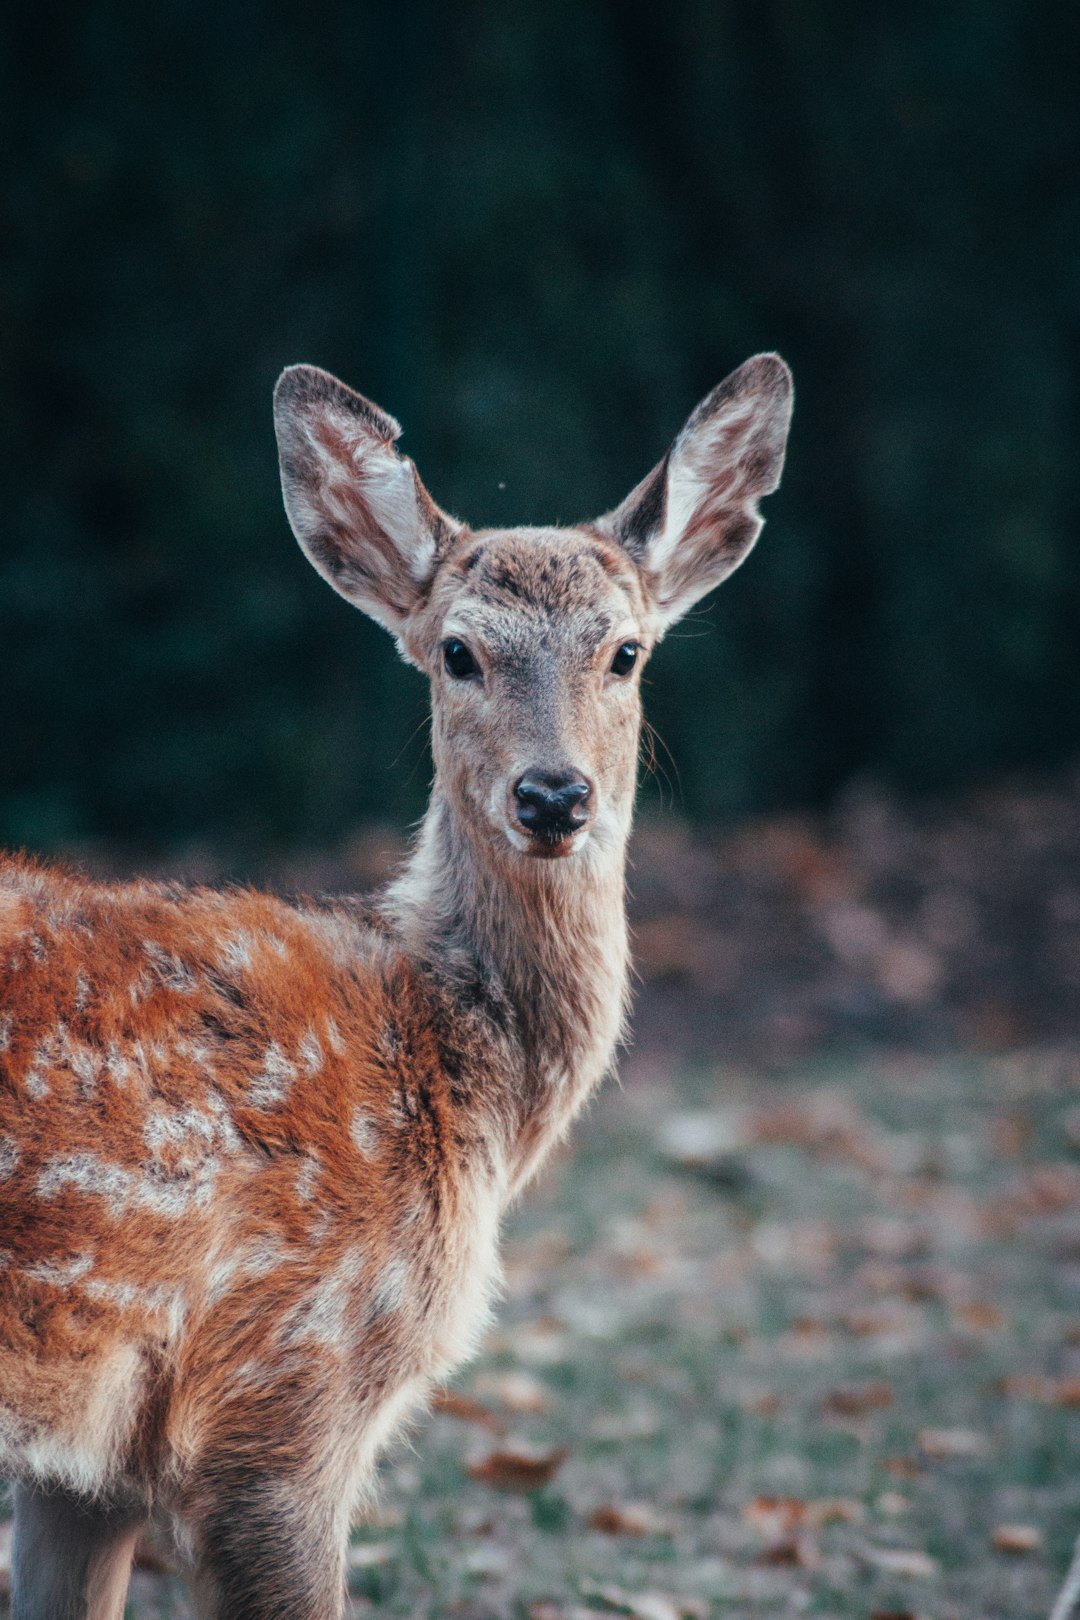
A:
443 639 479 680
610 641 640 677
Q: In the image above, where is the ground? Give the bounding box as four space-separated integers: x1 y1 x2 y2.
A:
2 773 1079 1616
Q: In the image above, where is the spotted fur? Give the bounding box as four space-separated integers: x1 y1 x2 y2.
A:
0 353 791 1619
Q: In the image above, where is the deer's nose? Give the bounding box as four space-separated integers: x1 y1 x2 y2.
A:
513 771 592 838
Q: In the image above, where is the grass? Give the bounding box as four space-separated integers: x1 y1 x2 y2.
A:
6 1046 1080 1618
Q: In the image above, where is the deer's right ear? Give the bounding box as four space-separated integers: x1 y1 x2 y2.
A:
273 366 463 650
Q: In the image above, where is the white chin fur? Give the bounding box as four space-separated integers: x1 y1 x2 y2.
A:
501 823 590 857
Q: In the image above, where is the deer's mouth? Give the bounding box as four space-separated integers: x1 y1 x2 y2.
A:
522 824 589 859
502 818 591 860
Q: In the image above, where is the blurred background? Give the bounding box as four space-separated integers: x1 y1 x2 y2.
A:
1 1 1078 1072
4 8 1080 1612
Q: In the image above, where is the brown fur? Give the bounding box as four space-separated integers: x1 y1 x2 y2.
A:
0 353 791 1619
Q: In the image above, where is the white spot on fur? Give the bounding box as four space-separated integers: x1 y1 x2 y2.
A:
205 1237 297 1303
299 1029 324 1074
70 1043 100 1097
350 1108 379 1159
144 939 197 993
105 1040 132 1087
37 1154 134 1212
219 931 254 972
23 1250 95 1287
36 1150 220 1218
128 971 153 1005
248 1041 297 1109
81 1275 139 1309
0 1136 19 1181
0 1015 10 1050
295 1153 320 1202
370 1256 410 1318
279 1248 365 1349
144 1105 219 1162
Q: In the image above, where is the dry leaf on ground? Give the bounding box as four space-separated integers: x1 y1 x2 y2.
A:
587 1503 671 1537
824 1380 895 1415
468 1444 567 1491
472 1369 554 1413
431 1390 505 1430
579 1579 708 1620
860 1545 940 1579
918 1427 991 1459
754 1532 821 1569
346 1543 395 1569
992 1524 1043 1553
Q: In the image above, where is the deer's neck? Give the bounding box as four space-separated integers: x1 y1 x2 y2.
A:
382 791 631 1190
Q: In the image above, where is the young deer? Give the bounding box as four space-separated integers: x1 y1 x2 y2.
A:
0 353 792 1619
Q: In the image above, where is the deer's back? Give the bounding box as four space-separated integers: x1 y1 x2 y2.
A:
0 855 502 1500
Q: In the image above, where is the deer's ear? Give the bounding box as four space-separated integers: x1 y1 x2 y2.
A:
273 365 463 646
598 354 792 633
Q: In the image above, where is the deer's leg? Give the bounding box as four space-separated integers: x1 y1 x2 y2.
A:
183 1463 352 1620
10 1479 143 1620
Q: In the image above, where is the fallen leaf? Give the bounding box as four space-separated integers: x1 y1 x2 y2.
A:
883 1456 920 1478
918 1427 991 1459
468 1444 567 1492
754 1533 821 1569
860 1546 939 1579
992 1524 1042 1553
472 1370 553 1414
954 1300 1005 1332
824 1380 894 1416
995 1373 1054 1401
747 1392 785 1416
992 1112 1034 1156
530 1605 600 1620
431 1391 504 1431
1056 1379 1080 1407
579 1580 707 1620
587 1503 671 1537
346 1543 395 1569
807 1497 865 1526
743 1495 806 1535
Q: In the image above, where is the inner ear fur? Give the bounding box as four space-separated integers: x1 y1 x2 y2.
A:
273 365 463 643
598 353 793 631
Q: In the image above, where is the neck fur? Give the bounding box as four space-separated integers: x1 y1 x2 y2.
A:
382 789 631 1190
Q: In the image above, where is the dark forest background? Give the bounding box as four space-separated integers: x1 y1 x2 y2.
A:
2 1 1077 859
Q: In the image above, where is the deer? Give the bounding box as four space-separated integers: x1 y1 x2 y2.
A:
0 352 792 1619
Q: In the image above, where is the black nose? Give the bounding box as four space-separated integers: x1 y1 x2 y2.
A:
513 771 592 839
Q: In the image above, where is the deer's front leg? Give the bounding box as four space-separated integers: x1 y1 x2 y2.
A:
11 1480 144 1620
182 1446 358 1620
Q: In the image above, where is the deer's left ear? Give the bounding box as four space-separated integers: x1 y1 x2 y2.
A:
597 354 793 633
274 365 463 654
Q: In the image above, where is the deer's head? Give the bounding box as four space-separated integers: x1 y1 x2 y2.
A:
274 357 792 867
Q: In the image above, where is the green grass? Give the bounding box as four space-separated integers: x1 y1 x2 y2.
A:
6 1048 1080 1617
